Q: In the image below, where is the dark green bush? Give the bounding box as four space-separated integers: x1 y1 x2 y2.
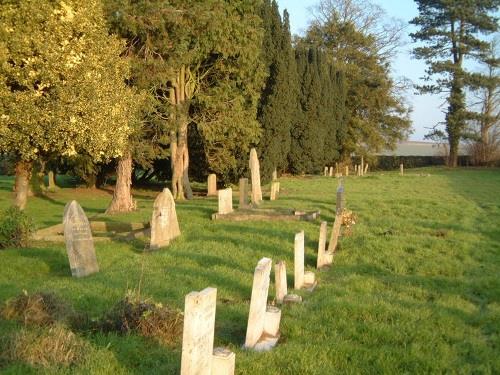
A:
0 207 35 249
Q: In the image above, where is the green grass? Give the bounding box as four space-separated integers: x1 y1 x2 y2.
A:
0 168 499 374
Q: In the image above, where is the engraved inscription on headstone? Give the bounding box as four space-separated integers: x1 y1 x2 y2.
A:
63 200 99 278
150 188 180 250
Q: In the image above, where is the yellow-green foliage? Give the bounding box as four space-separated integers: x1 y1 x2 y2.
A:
0 0 139 162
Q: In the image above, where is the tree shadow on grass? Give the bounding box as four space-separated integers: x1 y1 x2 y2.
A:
16 247 70 278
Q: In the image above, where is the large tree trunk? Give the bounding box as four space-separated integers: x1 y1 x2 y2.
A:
47 171 58 191
171 112 193 200
106 151 135 214
14 160 32 210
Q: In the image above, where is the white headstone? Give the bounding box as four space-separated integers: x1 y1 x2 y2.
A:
245 257 274 349
150 188 180 249
207 174 217 196
345 166 349 177
400 163 404 176
270 181 279 201
212 347 235 375
316 221 329 268
181 287 217 375
294 231 305 290
329 167 333 177
63 201 99 278
275 261 287 304
218 188 233 215
249 148 263 205
324 167 328 176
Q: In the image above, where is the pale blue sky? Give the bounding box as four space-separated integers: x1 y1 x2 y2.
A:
276 0 446 141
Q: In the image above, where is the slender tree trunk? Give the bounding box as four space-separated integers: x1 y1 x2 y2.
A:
48 171 58 191
171 112 193 200
106 150 135 214
14 160 32 210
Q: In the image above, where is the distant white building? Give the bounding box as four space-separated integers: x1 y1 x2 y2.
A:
378 141 469 157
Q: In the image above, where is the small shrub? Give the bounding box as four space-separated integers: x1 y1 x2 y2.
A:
4 324 88 368
99 291 183 347
2 291 78 328
0 206 35 249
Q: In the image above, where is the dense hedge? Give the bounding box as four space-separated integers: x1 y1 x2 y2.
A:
373 155 470 170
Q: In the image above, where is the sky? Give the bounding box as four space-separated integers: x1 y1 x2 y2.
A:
276 0 447 141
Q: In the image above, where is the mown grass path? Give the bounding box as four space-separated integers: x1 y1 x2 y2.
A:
0 168 499 374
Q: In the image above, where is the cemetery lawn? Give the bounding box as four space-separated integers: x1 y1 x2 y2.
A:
0 168 500 374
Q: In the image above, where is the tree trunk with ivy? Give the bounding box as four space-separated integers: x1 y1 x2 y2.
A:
14 160 32 210
106 150 135 214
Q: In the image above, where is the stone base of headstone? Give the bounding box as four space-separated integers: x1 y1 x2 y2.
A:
303 271 317 292
283 294 302 304
212 347 235 375
212 208 319 222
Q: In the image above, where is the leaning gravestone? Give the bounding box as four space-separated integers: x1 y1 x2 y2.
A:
180 288 235 375
150 188 180 250
207 174 217 196
218 188 233 215
364 163 369 174
244 257 281 351
327 186 344 252
249 148 263 205
63 201 99 278
294 231 317 291
239 178 249 209
316 221 333 268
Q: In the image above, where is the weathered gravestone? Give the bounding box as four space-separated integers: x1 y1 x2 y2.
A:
63 201 99 278
316 221 333 268
275 261 301 305
345 166 349 177
360 156 364 176
324 166 328 176
294 231 316 291
150 188 180 250
239 178 249 209
207 174 217 196
364 163 369 174
249 148 263 205
181 287 235 375
270 181 280 201
354 165 357 174
327 186 344 253
218 188 233 215
329 166 334 177
400 163 404 176
244 257 281 351
272 168 278 181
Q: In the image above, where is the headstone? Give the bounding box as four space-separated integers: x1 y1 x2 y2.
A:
275 261 287 304
63 200 99 278
327 186 344 253
400 163 404 176
360 156 364 176
249 148 263 205
316 221 330 268
294 231 305 290
207 174 217 196
239 178 249 209
150 188 181 250
357 165 361 176
180 288 216 375
218 188 233 215
329 167 333 177
245 257 280 351
364 163 369 174
272 168 278 181
335 162 339 174
354 165 357 174
345 166 349 177
270 181 279 201
324 167 328 176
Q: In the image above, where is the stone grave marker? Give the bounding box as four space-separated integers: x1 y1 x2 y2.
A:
63 200 99 278
270 181 280 201
207 174 217 196
244 257 281 351
329 166 333 177
294 231 317 291
364 163 369 174
327 186 344 253
150 188 180 250
275 261 287 304
324 167 328 176
272 168 278 181
400 163 404 176
316 221 332 268
360 156 364 176
239 178 249 209
345 166 349 176
180 287 235 375
249 148 263 205
218 188 233 215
